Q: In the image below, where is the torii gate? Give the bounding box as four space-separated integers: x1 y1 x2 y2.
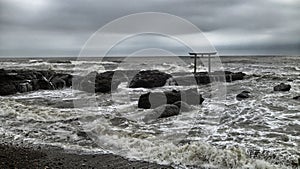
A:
189 52 217 74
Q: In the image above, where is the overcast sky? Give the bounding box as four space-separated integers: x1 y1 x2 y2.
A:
0 0 299 57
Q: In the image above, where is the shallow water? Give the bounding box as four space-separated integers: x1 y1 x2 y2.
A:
0 56 299 169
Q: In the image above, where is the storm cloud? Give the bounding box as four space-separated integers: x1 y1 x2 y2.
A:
0 0 299 56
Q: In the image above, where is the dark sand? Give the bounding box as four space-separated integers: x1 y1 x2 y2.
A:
0 143 173 169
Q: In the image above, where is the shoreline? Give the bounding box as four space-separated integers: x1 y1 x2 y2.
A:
0 142 173 169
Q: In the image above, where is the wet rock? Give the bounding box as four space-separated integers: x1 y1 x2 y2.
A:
95 71 121 93
182 88 205 105
16 81 33 93
74 71 121 93
76 130 88 138
236 91 251 101
0 82 17 95
157 104 180 118
51 77 66 89
129 70 172 88
293 96 300 100
173 71 246 86
225 71 246 82
143 104 180 122
47 60 72 64
37 78 54 90
273 83 291 91
51 74 73 89
0 69 73 95
138 88 204 109
173 101 192 112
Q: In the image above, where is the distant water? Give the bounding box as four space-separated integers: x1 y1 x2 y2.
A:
0 56 299 169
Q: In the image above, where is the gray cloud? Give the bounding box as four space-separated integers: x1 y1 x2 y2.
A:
0 0 299 56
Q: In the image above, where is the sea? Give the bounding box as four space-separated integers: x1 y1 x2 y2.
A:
0 55 299 169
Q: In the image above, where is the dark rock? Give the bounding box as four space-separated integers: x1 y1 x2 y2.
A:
293 96 300 100
173 71 246 86
236 91 251 101
157 104 180 118
51 77 66 89
95 71 120 93
76 130 88 138
51 74 73 88
0 83 17 95
37 78 54 90
226 72 246 82
138 92 168 109
74 71 121 93
16 81 33 93
143 104 180 122
0 69 73 95
47 60 72 64
129 70 172 88
138 88 204 109
274 83 291 91
173 101 192 112
182 88 205 105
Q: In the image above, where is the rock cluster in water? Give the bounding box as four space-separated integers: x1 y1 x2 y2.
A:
138 88 204 109
0 69 247 97
172 71 246 85
0 69 72 96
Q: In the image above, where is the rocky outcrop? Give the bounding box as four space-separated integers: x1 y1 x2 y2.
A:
0 69 247 96
74 71 121 93
273 83 291 91
129 70 172 88
236 91 250 101
138 88 204 109
0 69 72 96
172 71 246 86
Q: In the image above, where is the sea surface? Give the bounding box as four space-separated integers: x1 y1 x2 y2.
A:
0 56 299 169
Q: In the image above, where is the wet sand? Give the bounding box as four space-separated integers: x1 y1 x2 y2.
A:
0 142 173 169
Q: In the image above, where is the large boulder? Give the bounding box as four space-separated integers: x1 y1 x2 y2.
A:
236 91 250 101
75 71 121 93
129 70 172 88
138 88 204 109
273 83 291 91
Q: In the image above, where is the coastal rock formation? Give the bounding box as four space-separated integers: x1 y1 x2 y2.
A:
0 69 247 96
172 71 246 86
129 70 172 88
138 88 204 109
236 91 251 101
0 69 72 96
273 83 291 91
